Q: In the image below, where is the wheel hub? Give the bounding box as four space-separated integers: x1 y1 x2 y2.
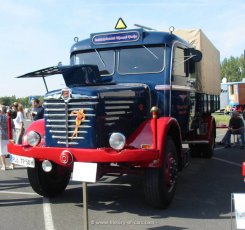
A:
165 154 178 192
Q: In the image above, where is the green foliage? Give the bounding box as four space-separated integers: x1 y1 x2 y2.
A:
0 96 43 108
221 55 245 82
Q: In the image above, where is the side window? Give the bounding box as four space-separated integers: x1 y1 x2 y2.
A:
172 46 186 77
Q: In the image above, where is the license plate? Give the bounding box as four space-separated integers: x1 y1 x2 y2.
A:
10 154 35 168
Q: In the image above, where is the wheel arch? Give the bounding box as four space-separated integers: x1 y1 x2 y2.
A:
26 118 45 136
206 114 216 144
157 117 182 170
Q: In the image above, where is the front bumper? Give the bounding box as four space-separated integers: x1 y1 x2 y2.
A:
7 143 160 167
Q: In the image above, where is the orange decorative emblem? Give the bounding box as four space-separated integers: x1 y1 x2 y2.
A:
70 109 86 139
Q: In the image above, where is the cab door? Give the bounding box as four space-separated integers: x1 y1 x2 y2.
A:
171 43 193 135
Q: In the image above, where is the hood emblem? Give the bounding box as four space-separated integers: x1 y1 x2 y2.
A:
70 109 86 139
61 88 71 101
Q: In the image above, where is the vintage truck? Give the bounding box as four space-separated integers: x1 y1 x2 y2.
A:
8 24 220 208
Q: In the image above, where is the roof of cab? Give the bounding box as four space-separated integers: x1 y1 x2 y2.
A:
70 29 189 54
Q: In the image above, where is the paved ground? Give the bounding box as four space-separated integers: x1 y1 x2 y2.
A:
0 128 245 230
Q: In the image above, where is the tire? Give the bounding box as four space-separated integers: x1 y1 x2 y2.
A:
27 161 71 197
144 136 178 209
202 127 215 158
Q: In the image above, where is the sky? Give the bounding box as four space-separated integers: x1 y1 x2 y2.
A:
0 0 245 97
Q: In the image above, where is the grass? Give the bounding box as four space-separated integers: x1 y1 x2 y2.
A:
212 113 230 127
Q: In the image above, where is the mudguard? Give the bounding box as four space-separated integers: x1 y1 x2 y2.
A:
207 116 216 144
242 162 245 177
23 119 45 146
127 117 182 167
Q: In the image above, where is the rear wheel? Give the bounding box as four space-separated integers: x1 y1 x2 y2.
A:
144 137 178 208
27 161 71 197
202 127 215 158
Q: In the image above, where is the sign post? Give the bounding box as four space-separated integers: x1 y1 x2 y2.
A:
232 193 245 229
72 162 98 230
83 182 88 230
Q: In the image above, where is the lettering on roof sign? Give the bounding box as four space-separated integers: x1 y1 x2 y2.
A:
115 18 127 30
92 31 140 45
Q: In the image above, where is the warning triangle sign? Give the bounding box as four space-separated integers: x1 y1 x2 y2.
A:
115 18 127 30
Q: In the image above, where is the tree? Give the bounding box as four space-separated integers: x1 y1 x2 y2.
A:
0 96 33 108
0 96 17 106
221 55 245 82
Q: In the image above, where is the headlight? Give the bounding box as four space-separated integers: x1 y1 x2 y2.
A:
27 131 41 146
109 132 126 150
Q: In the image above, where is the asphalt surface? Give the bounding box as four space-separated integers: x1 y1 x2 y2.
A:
0 128 245 230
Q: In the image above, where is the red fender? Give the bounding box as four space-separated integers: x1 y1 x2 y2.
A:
155 117 182 166
203 115 216 144
242 162 245 177
127 117 182 166
22 119 45 146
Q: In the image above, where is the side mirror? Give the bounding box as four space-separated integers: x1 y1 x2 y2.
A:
189 48 202 62
188 48 202 74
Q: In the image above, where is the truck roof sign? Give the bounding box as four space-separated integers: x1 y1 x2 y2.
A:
91 30 140 45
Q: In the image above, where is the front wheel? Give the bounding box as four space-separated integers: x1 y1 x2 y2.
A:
144 137 178 209
27 161 71 197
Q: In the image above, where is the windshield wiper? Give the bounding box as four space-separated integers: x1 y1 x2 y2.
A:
143 45 159 60
95 49 106 67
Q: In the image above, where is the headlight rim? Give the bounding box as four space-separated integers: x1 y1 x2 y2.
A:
109 132 126 151
27 131 41 147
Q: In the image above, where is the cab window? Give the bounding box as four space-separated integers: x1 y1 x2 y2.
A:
172 46 187 77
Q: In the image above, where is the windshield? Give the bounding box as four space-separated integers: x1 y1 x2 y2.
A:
71 50 115 76
118 46 164 74
70 45 164 76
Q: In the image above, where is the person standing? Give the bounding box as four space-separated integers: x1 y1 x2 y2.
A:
13 103 25 145
31 98 44 121
10 103 25 170
0 106 10 170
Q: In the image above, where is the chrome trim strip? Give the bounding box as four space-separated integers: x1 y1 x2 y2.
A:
44 102 65 105
105 117 119 121
45 94 98 100
52 135 85 139
46 108 66 111
172 85 196 92
50 130 87 134
105 122 116 126
105 100 134 104
57 141 79 145
105 111 125 115
68 102 99 105
46 124 91 128
45 114 65 117
182 140 209 144
68 108 94 111
105 106 130 110
69 114 95 117
155 84 171 90
47 119 66 122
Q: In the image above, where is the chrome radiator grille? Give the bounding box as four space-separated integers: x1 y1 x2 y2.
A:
44 97 98 147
